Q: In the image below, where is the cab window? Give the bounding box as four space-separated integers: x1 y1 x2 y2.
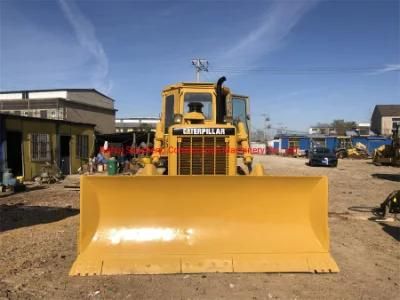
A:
184 93 212 119
164 95 174 133
232 97 248 131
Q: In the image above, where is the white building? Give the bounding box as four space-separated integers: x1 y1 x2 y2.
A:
115 117 159 132
371 105 400 136
0 89 116 133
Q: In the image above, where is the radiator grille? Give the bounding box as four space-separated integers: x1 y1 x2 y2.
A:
177 136 228 175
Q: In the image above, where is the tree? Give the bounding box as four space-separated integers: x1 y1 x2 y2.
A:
331 119 357 136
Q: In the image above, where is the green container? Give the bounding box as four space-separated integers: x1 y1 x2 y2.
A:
107 159 118 176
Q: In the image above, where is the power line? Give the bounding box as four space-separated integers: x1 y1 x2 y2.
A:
202 71 214 83
208 65 397 75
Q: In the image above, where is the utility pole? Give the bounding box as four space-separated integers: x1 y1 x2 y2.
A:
276 122 287 135
191 59 208 82
261 113 270 142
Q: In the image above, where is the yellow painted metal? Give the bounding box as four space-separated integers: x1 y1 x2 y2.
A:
153 83 232 161
167 124 238 176
70 175 339 275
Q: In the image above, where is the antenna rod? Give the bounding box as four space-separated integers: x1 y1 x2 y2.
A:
191 59 209 82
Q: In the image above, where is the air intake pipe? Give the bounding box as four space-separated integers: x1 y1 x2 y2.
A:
216 76 226 124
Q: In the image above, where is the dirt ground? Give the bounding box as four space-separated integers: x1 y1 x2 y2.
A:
0 156 399 300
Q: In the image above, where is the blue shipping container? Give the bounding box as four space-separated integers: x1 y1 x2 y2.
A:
351 136 392 154
325 137 338 152
299 138 310 150
281 138 289 149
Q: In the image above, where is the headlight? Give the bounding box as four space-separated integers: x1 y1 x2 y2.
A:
173 114 183 124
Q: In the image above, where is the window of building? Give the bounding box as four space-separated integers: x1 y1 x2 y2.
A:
76 135 89 159
40 110 48 118
392 118 400 130
31 133 51 161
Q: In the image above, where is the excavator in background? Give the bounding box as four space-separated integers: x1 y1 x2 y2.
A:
373 124 400 166
70 77 339 276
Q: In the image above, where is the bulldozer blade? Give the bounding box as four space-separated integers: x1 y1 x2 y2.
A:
70 175 339 275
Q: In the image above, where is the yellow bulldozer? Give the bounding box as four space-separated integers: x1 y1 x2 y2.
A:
373 123 400 166
70 77 339 275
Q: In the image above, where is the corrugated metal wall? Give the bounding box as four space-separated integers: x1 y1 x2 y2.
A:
352 136 391 154
299 138 310 150
325 137 337 151
368 138 392 153
281 138 289 149
276 135 392 154
279 137 309 150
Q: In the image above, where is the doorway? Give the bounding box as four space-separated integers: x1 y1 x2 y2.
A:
6 131 23 176
60 136 71 175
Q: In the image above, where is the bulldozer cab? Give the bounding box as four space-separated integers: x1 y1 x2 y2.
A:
153 80 253 175
161 82 250 132
161 83 219 131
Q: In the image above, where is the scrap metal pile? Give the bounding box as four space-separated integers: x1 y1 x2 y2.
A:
346 142 370 159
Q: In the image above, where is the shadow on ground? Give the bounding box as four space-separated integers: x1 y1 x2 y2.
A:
371 173 400 182
26 185 49 191
348 206 375 213
0 203 79 232
0 185 47 198
348 206 400 241
377 222 400 242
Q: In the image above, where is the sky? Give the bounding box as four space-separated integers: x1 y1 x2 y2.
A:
0 0 399 132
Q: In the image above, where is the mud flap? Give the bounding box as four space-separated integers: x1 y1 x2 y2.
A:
70 175 339 275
